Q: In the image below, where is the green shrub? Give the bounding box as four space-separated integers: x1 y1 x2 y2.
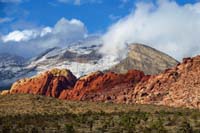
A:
65 124 75 133
149 118 167 133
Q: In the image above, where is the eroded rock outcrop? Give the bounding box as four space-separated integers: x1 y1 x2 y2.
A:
59 70 146 103
5 68 146 103
130 55 200 109
9 68 77 98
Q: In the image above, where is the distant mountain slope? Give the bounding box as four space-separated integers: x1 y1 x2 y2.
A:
109 44 179 75
0 53 29 89
0 37 104 89
0 39 178 89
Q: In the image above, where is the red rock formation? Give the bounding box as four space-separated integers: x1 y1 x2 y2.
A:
9 68 77 98
130 55 200 109
3 55 200 109
59 70 146 103
6 68 146 103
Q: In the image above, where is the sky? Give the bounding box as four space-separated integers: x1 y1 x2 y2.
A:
0 0 137 34
0 0 200 60
0 0 198 34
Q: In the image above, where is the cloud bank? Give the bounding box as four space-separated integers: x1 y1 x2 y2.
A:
0 18 87 57
1 27 52 42
100 0 200 60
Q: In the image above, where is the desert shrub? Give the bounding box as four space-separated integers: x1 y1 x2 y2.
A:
119 113 136 132
165 116 177 126
148 118 167 133
135 110 149 122
178 121 193 133
2 125 11 133
31 127 39 133
65 124 75 133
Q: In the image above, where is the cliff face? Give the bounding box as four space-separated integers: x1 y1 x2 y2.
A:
9 68 77 98
109 44 178 75
59 70 146 103
130 55 200 108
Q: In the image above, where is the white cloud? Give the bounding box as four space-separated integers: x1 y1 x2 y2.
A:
0 17 87 57
1 18 87 43
53 18 87 39
1 27 52 42
100 0 200 60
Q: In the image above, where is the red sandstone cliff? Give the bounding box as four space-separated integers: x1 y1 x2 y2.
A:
59 70 146 103
9 68 77 98
2 55 200 109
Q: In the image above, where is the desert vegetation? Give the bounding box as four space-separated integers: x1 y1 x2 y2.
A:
0 94 200 132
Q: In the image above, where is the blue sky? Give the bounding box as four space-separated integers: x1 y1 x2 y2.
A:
1 0 200 60
0 0 199 34
0 0 135 34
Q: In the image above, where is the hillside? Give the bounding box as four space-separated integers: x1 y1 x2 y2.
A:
0 53 28 90
0 94 200 132
109 44 178 75
131 55 200 109
0 42 178 89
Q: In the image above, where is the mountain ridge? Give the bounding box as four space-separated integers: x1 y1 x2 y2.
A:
0 41 178 89
109 43 178 75
2 54 200 109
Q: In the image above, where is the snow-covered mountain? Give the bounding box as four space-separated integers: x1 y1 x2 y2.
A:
0 36 179 89
0 36 119 89
27 37 119 77
0 53 32 89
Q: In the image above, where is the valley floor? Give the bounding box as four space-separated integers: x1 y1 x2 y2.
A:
0 94 200 133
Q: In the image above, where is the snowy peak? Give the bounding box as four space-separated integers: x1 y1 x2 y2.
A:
0 38 178 89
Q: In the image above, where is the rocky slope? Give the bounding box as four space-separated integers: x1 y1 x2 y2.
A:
2 55 200 109
129 55 200 109
109 44 178 75
59 70 146 102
